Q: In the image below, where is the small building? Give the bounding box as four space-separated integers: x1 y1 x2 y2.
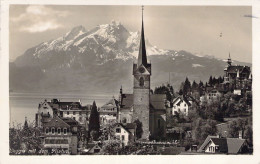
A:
171 96 192 116
198 135 249 154
86 143 102 154
99 98 119 126
36 99 91 130
206 88 222 102
36 99 54 127
42 117 79 155
113 123 135 146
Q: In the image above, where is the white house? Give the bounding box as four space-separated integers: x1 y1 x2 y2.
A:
36 99 54 127
198 135 249 154
171 96 192 116
113 123 135 146
99 98 119 126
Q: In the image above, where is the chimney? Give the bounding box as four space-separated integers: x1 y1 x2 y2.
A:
239 130 243 139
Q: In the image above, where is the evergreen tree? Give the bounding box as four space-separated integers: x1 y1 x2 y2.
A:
179 89 183 95
23 117 29 131
89 101 100 140
208 76 213 86
133 119 143 139
191 80 198 91
218 76 223 84
183 77 191 95
199 81 204 88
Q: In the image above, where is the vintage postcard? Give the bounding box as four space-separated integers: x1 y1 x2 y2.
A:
1 0 260 163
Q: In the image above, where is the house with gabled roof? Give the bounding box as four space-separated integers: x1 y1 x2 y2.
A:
198 135 249 154
99 97 119 126
36 99 91 129
42 116 79 155
171 95 193 116
112 123 136 146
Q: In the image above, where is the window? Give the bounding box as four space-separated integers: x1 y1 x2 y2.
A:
94 149 100 153
45 128 49 134
116 128 121 133
58 128 61 134
67 112 69 115
73 117 76 120
184 104 186 107
122 118 127 123
184 109 186 112
158 119 161 128
122 135 125 141
64 128 67 135
139 77 144 87
52 128 55 134
73 112 76 115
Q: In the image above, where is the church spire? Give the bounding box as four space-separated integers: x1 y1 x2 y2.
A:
138 6 147 67
227 52 232 66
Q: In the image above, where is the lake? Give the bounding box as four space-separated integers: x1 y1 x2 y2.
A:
9 91 118 127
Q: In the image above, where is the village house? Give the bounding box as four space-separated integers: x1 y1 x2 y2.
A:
171 96 193 116
84 143 102 154
223 54 252 95
112 123 136 146
98 98 119 126
198 135 249 154
42 116 79 155
35 99 54 128
36 99 91 129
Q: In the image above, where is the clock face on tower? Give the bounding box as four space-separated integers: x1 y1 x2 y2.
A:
139 67 145 73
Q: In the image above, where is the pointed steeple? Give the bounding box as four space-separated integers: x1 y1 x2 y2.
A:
227 52 232 66
138 6 147 67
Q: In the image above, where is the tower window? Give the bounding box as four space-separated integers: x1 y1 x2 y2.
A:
140 77 144 87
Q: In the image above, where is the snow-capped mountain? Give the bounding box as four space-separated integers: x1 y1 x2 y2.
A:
15 20 171 68
10 21 251 93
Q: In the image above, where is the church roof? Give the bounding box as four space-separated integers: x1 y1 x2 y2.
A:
150 94 166 110
121 94 134 109
137 8 147 67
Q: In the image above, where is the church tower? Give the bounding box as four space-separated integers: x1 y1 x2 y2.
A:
133 6 151 140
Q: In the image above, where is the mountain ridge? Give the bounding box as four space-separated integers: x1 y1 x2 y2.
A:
10 21 251 94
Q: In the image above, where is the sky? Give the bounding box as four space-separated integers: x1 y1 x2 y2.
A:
9 5 252 63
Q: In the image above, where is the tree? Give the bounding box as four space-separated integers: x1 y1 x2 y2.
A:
208 76 213 86
192 118 217 145
133 119 143 139
154 84 174 102
183 77 191 95
191 80 198 91
179 89 183 95
89 101 100 141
